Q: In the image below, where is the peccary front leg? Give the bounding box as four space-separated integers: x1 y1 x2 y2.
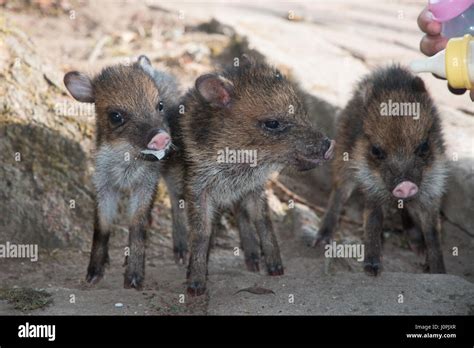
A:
363 202 384 276
209 209 223 250
170 194 189 264
164 174 189 264
400 208 425 255
409 206 445 273
245 190 283 276
234 199 261 272
86 190 119 284
172 203 188 264
123 186 156 290
124 222 147 290
314 179 355 246
186 190 213 296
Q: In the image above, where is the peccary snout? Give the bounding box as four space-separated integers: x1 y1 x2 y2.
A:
293 136 335 171
392 180 418 199
147 131 171 150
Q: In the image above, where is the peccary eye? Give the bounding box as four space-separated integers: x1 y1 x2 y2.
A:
275 70 282 81
415 140 429 157
108 111 124 126
263 120 282 131
157 101 164 112
371 145 386 160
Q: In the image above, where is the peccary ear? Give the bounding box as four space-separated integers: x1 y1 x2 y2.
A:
138 54 154 76
411 76 427 93
195 74 234 107
138 54 152 67
64 71 94 103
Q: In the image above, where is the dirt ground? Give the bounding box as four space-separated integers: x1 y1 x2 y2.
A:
0 0 473 315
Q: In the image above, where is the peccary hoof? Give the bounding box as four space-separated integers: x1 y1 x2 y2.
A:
174 247 188 265
312 229 332 247
245 255 260 272
124 273 144 290
86 253 110 284
187 281 206 296
363 257 382 276
267 264 284 276
423 260 446 274
86 267 104 285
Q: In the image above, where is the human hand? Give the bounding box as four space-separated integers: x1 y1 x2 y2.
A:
417 6 474 101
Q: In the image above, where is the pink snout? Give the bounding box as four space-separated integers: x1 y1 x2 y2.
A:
392 181 418 199
147 132 170 150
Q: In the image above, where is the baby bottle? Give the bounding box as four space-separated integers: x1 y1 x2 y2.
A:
429 0 474 38
410 34 474 90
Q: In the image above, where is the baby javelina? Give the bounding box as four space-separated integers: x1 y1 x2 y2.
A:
315 65 448 275
167 55 335 296
64 56 178 289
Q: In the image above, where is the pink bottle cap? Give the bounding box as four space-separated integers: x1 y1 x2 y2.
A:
429 0 473 22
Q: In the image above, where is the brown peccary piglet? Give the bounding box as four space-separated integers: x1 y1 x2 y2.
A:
64 56 178 289
314 65 448 275
163 56 335 296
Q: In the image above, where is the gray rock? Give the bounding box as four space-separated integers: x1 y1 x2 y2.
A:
282 203 320 246
0 26 95 249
